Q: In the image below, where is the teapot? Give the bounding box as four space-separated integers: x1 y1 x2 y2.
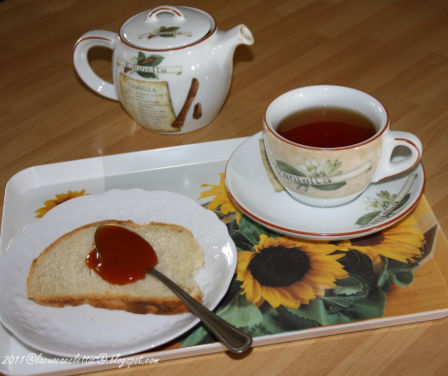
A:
73 5 254 133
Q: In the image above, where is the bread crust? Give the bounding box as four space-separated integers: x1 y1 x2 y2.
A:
30 295 201 314
26 219 203 315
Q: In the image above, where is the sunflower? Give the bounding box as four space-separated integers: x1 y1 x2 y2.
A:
236 235 348 309
338 217 424 272
198 173 242 223
35 190 88 218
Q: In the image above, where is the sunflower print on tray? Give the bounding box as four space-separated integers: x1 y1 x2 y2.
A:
180 173 428 347
35 189 88 218
237 235 347 309
198 173 242 224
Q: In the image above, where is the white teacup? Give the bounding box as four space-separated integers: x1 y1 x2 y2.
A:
263 85 422 207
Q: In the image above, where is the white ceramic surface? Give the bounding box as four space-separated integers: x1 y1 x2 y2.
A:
225 132 425 240
0 189 236 358
73 6 254 133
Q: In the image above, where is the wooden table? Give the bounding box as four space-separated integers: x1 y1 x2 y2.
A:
1 0 448 375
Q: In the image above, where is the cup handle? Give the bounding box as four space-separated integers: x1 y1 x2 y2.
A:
73 30 119 100
372 130 422 182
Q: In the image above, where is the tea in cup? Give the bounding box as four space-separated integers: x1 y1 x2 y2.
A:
263 85 422 207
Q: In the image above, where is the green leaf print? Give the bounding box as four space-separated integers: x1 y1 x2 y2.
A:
159 26 180 37
276 160 306 177
356 211 382 225
276 160 346 191
218 294 263 328
314 181 346 191
135 53 164 79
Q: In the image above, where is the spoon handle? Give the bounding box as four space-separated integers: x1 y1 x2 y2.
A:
148 268 252 353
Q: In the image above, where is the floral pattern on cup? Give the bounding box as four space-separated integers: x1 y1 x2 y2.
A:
274 158 373 192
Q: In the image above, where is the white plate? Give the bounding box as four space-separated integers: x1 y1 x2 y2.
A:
0 189 236 358
225 132 425 240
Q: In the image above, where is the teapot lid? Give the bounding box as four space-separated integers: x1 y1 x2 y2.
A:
120 5 216 50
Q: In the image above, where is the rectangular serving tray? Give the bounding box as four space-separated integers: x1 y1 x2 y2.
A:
1 137 447 376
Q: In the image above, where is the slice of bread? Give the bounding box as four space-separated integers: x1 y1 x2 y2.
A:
26 220 204 314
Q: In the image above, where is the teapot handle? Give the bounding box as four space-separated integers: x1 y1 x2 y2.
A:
146 6 185 22
73 30 119 100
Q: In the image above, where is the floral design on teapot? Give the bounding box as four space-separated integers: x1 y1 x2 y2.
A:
123 53 165 78
123 52 183 78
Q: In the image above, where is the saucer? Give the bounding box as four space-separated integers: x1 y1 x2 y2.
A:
225 132 425 240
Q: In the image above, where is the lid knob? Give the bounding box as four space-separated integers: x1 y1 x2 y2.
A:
121 6 215 50
146 6 185 23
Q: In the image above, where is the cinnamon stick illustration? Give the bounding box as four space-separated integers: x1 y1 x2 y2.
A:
193 103 202 119
138 57 157 65
172 78 199 129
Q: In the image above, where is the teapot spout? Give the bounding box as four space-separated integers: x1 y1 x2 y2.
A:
219 25 254 50
217 25 254 65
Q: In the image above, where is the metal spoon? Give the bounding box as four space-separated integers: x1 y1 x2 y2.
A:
94 224 252 354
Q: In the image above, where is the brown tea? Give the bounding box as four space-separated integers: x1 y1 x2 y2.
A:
276 106 377 148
